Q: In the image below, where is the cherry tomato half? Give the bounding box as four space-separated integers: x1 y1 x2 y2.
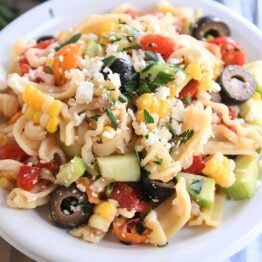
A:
184 156 205 174
140 34 175 60
179 80 199 100
209 37 245 66
33 39 56 50
19 57 31 76
0 145 28 162
17 165 42 191
110 182 149 214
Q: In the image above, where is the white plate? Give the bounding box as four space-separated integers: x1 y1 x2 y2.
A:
0 0 262 261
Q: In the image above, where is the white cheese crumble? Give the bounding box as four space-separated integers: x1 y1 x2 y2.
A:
155 86 170 100
75 81 94 104
118 208 136 219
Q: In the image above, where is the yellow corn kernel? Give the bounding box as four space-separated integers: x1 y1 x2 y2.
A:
157 1 176 15
99 21 119 44
48 100 63 117
252 92 261 100
157 100 171 118
0 172 16 191
202 153 235 188
136 93 155 110
32 93 45 111
103 126 115 133
0 132 9 146
136 110 144 122
24 106 35 119
149 98 160 114
46 117 59 133
198 77 213 92
32 110 41 124
185 62 202 81
22 86 34 103
167 83 177 98
94 201 117 221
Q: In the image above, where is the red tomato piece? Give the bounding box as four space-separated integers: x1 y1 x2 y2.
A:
184 156 206 174
209 37 245 66
17 166 42 191
179 80 199 100
140 34 175 60
34 159 60 174
19 57 31 76
33 39 56 49
110 182 149 214
224 106 237 132
0 145 28 162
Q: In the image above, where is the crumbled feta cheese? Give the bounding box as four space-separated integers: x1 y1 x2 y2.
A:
171 98 185 122
174 70 186 87
106 44 119 56
75 81 94 104
73 112 86 126
108 72 121 89
155 86 170 100
210 81 221 93
81 57 103 79
118 208 136 219
58 55 64 62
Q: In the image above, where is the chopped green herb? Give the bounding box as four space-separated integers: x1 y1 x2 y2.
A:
141 62 158 73
105 108 118 128
105 183 114 198
123 44 142 51
145 51 159 61
55 33 82 51
118 18 127 25
110 35 122 43
189 179 203 194
182 96 192 105
153 157 163 165
90 115 101 121
166 122 176 138
188 22 195 32
256 147 262 154
144 109 154 124
140 207 152 220
177 129 194 145
138 82 151 94
145 134 149 139
46 66 53 74
127 35 135 43
135 222 146 235
102 55 116 68
119 94 128 103
107 94 116 105
124 80 137 92
153 71 175 85
120 241 132 245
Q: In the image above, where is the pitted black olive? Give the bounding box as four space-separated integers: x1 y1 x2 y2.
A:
102 58 133 91
219 65 256 105
36 35 55 43
141 174 175 203
192 16 230 40
49 186 93 228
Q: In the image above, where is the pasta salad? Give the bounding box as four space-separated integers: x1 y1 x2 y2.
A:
0 1 261 246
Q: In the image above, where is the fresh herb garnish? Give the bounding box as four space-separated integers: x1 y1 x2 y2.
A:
182 96 192 105
177 129 194 145
153 71 175 85
144 109 154 124
105 183 114 198
157 242 168 248
135 222 146 235
55 33 82 51
138 82 151 95
118 18 127 25
90 114 101 121
123 44 142 51
140 207 152 220
145 51 159 61
166 122 176 138
119 94 128 103
102 55 116 68
105 108 118 128
153 157 163 165
256 147 262 154
107 94 116 105
45 66 53 74
188 22 195 32
124 80 137 92
189 179 203 194
141 62 158 73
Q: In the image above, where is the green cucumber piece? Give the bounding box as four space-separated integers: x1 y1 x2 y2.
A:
84 40 99 57
56 157 86 187
245 61 262 94
177 172 216 210
97 153 141 181
225 156 259 200
240 98 262 126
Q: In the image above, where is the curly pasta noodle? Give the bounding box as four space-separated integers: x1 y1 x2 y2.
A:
13 116 47 156
0 94 19 117
7 184 57 209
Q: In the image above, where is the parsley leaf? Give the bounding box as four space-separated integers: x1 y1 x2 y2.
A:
105 183 114 198
182 96 192 105
123 44 142 51
145 51 159 61
105 108 118 128
90 115 101 121
135 222 146 235
119 94 128 103
144 109 154 124
189 179 203 194
102 55 116 68
166 122 176 138
55 33 82 51
107 94 115 105
153 157 163 165
138 82 151 95
153 71 175 85
256 147 262 154
177 129 194 145
118 18 127 25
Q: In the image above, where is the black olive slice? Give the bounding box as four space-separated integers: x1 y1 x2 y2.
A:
49 186 93 228
141 175 175 203
219 65 256 105
102 58 133 92
36 35 55 43
192 16 230 40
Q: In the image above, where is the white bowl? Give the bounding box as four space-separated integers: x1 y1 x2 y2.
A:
0 0 262 261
